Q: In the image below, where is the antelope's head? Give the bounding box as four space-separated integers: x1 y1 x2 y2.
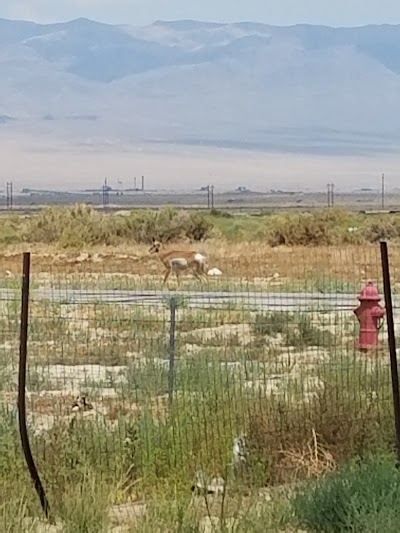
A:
149 238 162 254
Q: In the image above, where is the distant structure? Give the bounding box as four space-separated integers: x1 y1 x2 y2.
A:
205 184 214 210
102 178 110 208
327 183 335 208
6 182 13 209
125 175 145 192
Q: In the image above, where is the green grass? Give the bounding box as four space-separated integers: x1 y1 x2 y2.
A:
294 454 400 533
2 205 400 247
0 343 396 530
252 311 336 349
0 273 396 531
0 474 294 533
4 454 400 532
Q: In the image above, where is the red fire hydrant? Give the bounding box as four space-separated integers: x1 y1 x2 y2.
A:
354 282 386 350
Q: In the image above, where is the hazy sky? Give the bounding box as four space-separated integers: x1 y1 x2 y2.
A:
1 0 400 27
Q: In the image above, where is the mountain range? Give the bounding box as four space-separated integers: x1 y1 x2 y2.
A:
1 17 400 174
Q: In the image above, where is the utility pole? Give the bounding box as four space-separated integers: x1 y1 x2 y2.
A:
382 173 385 210
6 181 13 210
210 185 215 210
102 178 109 209
327 183 335 208
207 185 210 209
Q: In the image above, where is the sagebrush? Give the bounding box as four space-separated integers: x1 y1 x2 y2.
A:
294 454 400 533
2 206 400 247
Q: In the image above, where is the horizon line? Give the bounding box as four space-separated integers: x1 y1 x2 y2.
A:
1 16 400 31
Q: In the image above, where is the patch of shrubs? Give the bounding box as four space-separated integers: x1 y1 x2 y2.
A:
252 311 335 349
22 205 214 247
294 455 400 533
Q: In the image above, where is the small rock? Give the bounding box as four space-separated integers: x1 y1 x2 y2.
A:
185 343 203 355
226 361 243 374
125 351 141 359
207 268 223 276
76 252 89 263
191 471 225 495
111 526 131 533
265 333 284 347
92 253 103 263
199 516 238 533
258 488 273 502
109 502 147 525
22 518 63 532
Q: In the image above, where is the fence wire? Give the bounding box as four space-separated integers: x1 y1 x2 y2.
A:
0 245 398 502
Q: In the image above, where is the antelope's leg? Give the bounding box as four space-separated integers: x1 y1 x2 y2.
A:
194 261 207 282
163 269 171 285
193 270 203 283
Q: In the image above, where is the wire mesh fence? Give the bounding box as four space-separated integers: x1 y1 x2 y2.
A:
0 245 398 502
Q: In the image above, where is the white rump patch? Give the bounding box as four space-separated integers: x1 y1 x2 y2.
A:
170 257 188 268
194 253 206 265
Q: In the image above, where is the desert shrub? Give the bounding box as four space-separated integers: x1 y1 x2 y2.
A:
252 311 335 348
185 211 214 241
266 209 358 246
293 455 400 532
124 208 213 243
253 311 293 337
362 216 400 242
285 313 335 349
209 208 233 218
0 407 27 480
0 216 20 244
246 355 394 486
11 205 400 247
60 474 111 533
21 204 110 246
21 205 213 247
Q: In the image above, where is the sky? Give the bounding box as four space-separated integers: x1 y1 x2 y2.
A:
1 0 400 27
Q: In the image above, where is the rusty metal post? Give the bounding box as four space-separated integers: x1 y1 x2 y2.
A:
380 240 400 463
18 252 51 518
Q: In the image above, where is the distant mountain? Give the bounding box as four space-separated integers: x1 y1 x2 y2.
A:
1 17 400 154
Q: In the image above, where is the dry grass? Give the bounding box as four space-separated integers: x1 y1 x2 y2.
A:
0 209 397 531
278 428 337 479
0 242 389 284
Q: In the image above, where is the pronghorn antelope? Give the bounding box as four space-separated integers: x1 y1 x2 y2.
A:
149 238 208 285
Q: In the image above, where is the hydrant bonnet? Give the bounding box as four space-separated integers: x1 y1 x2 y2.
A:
357 281 382 302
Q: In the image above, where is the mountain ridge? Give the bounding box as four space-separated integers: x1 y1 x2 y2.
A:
1 17 400 156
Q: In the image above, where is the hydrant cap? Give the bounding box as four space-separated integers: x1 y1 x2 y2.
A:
358 282 382 302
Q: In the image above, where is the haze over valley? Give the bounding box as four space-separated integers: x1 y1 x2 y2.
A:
1 17 400 191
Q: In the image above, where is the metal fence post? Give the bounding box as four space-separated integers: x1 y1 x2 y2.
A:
380 240 400 464
168 297 177 405
18 252 51 518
